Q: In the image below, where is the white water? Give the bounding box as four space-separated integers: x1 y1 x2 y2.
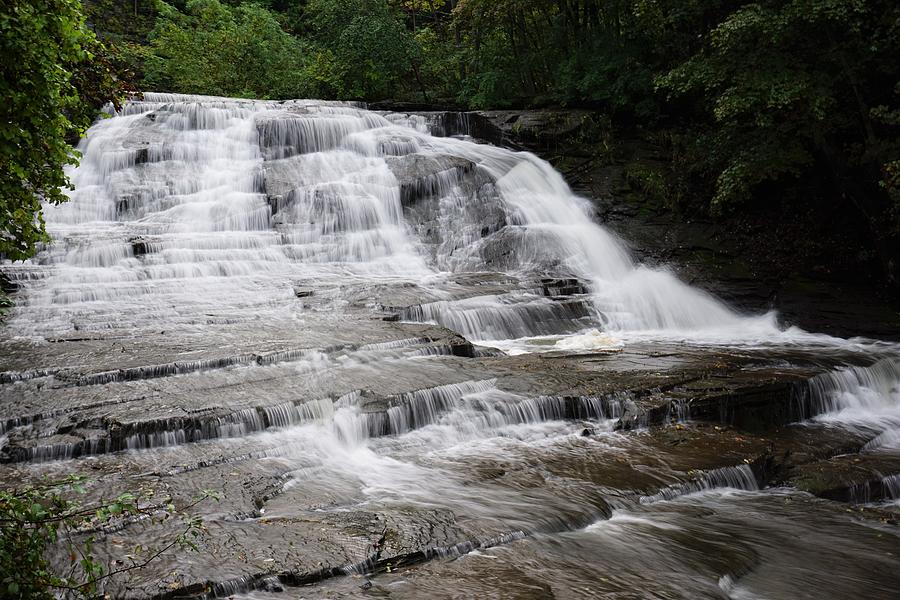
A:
638 464 759 504
1 92 806 347
808 358 900 450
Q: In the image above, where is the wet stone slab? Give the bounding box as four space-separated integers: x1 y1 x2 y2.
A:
1 335 897 598
1 293 898 598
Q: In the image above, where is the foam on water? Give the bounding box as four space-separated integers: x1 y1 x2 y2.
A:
585 510 683 532
881 473 900 504
638 464 760 504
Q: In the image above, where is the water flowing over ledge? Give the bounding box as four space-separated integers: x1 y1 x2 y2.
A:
0 92 817 348
1 94 899 599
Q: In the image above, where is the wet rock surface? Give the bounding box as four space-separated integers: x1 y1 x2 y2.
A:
2 95 899 598
2 323 899 597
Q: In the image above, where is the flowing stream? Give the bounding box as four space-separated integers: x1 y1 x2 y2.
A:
1 94 898 598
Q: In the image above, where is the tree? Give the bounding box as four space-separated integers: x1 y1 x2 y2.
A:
305 0 419 100
0 0 121 261
144 0 313 99
657 0 900 283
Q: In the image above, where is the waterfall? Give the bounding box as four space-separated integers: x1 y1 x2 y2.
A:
806 358 900 449
5 94 900 600
0 92 795 349
638 464 760 504
882 473 900 503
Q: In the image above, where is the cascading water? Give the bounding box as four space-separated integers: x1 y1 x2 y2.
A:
805 358 900 450
2 94 900 600
2 92 784 346
638 464 760 504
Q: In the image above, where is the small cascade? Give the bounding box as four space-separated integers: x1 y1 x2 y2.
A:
357 337 433 351
806 358 900 415
0 368 59 385
802 358 900 443
2 380 629 463
373 379 497 436
419 111 474 138
400 293 594 342
69 355 257 387
424 530 527 559
862 429 900 452
368 384 619 438
254 347 327 366
2 397 337 463
638 464 759 504
262 398 336 429
666 398 691 423
209 575 274 599
882 473 900 503
846 472 900 505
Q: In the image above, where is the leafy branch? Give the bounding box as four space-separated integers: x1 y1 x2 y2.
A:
1 475 219 599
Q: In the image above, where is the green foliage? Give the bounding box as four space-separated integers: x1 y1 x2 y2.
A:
657 0 900 212
445 0 696 112
625 163 670 207
144 0 313 99
83 0 158 45
0 0 122 261
305 0 418 99
450 0 554 108
412 26 460 101
556 38 657 118
114 1 705 112
0 476 217 598
454 26 522 109
83 0 159 82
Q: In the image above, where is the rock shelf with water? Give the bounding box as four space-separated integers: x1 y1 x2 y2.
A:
1 94 899 599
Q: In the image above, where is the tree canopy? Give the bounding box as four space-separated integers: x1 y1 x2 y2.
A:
144 0 314 99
